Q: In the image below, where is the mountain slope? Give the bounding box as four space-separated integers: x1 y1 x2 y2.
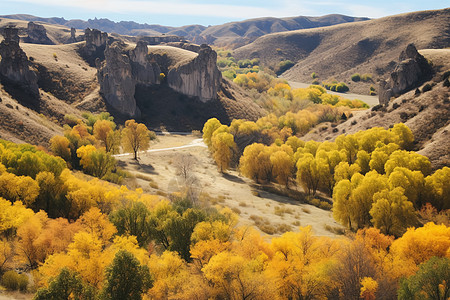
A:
0 14 369 48
234 8 450 94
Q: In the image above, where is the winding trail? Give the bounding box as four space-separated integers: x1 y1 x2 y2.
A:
113 138 206 158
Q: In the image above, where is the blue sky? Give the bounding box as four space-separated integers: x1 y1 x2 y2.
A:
1 0 448 27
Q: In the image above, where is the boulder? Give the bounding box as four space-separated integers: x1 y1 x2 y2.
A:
379 43 431 105
0 26 39 96
167 44 222 102
25 22 53 45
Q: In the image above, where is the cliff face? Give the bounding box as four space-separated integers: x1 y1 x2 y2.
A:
94 30 222 117
379 44 432 106
167 44 222 102
0 27 39 96
97 41 138 118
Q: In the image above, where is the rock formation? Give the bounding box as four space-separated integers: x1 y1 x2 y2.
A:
80 28 109 64
379 44 431 106
0 26 39 96
67 27 78 43
25 22 53 45
94 28 222 117
97 41 138 118
167 44 222 102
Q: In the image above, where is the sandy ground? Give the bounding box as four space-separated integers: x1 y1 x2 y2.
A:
117 134 343 238
288 81 380 107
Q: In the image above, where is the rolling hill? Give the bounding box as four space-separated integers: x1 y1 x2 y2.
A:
0 14 369 48
233 8 450 94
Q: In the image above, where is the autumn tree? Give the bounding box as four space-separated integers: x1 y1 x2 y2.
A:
102 250 153 300
239 143 272 183
93 119 121 153
122 120 151 160
77 145 116 178
270 150 294 187
211 131 236 172
49 135 72 163
202 118 222 148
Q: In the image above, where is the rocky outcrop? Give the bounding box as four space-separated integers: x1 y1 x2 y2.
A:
0 27 38 96
96 41 162 117
96 41 138 118
379 44 432 105
80 28 109 65
129 41 161 84
167 44 221 102
67 27 78 43
24 22 53 45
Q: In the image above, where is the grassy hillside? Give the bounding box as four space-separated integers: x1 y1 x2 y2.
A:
234 8 450 94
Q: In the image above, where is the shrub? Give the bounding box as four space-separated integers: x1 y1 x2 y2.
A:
311 72 318 79
335 82 349 92
361 73 372 82
276 60 295 75
351 73 361 82
422 83 432 92
1 270 28 291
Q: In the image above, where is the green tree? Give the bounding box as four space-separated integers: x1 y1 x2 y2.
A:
102 250 153 300
34 268 94 300
398 256 450 300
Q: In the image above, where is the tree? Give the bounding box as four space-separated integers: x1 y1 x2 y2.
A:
122 120 151 160
77 145 116 179
239 143 272 183
270 150 294 187
202 118 222 148
398 257 450 300
296 153 321 195
93 119 120 153
369 187 417 236
211 131 236 172
49 136 72 163
34 268 94 300
102 250 153 300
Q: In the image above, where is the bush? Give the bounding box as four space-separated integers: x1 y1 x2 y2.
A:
276 60 295 75
361 73 372 82
1 270 28 291
351 73 361 82
335 82 349 92
311 72 318 79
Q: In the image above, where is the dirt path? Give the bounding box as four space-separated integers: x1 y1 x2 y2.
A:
117 134 343 238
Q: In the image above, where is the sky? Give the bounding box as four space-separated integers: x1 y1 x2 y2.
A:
1 0 449 27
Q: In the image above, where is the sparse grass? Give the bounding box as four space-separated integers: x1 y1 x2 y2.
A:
250 215 293 234
274 205 293 216
149 182 159 189
324 224 345 235
156 191 167 197
231 207 241 215
266 203 271 207
292 220 301 226
135 173 154 182
302 207 311 214
239 201 247 207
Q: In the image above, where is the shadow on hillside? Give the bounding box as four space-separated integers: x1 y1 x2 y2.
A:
128 159 158 174
221 172 245 184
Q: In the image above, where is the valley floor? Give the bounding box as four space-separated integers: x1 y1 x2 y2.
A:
117 134 343 238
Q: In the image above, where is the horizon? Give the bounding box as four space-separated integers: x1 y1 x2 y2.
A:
1 0 449 27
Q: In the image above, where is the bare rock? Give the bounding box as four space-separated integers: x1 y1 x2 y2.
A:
25 22 53 45
97 41 139 118
379 43 431 105
67 27 78 43
0 26 38 96
167 44 222 102
129 41 161 84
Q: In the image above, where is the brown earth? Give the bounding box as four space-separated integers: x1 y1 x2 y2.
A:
234 8 450 94
117 134 343 238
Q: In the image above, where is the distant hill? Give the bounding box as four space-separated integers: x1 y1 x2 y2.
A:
0 14 369 48
233 8 450 94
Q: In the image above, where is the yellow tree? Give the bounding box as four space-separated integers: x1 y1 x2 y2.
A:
211 132 236 173
121 119 151 160
49 135 71 163
239 143 272 183
93 119 120 153
425 167 450 210
270 150 294 187
202 118 222 148
369 187 417 236
296 153 321 195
